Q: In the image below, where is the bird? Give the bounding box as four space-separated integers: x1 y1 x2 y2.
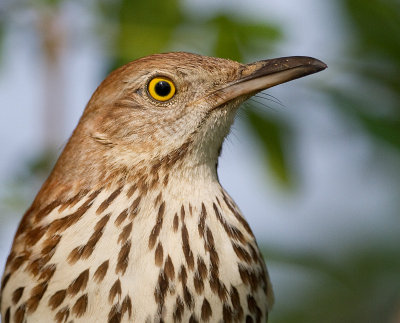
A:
0 52 326 323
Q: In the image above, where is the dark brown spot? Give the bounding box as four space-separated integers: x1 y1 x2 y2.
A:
73 190 91 208
96 186 123 214
14 206 35 238
5 251 15 268
108 304 121 323
154 271 168 306
155 242 164 267
150 161 161 176
223 303 233 323
209 275 227 301
10 255 28 271
109 279 122 303
49 190 101 235
1 273 10 290
250 270 260 291
181 224 194 270
260 269 269 294
41 234 61 256
210 260 219 280
55 306 70 323
129 196 141 219
173 295 184 322
230 286 243 320
68 245 84 264
72 294 88 317
27 281 48 312
39 264 56 280
193 272 204 294
205 227 216 254
148 201 165 249
213 203 245 243
189 314 198 323
246 315 254 323
229 226 246 244
95 213 111 231
136 174 149 195
27 256 51 277
82 230 105 259
238 265 259 291
180 205 185 221
35 200 62 222
201 298 212 321
248 243 259 263
67 269 89 296
4 307 10 323
157 139 191 171
149 171 160 190
115 209 128 226
126 183 137 198
25 225 49 247
94 260 109 283
247 295 262 323
164 255 175 280
102 165 128 183
178 265 187 286
14 304 26 323
58 190 89 212
116 240 131 275
232 243 252 263
198 203 207 238
183 286 193 309
238 264 250 286
173 213 179 232
163 174 169 186
215 196 221 206
12 287 24 304
118 222 132 244
206 230 219 271
222 192 253 235
121 295 132 319
197 257 207 279
48 289 67 310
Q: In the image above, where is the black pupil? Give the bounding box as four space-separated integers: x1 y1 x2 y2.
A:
155 81 171 97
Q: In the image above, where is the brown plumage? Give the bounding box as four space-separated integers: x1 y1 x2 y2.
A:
1 52 326 322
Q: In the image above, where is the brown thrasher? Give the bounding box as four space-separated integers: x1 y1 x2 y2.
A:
1 52 326 323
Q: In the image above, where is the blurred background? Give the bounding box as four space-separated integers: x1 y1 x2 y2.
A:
0 0 400 322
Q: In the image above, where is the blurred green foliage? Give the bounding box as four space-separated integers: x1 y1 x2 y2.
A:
325 0 400 151
267 1 400 322
265 246 400 323
209 14 280 62
99 0 185 67
94 0 281 68
246 109 290 185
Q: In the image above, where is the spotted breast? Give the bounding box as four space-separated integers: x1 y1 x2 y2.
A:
1 52 326 322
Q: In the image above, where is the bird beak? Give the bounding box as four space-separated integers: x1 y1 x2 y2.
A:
212 56 327 106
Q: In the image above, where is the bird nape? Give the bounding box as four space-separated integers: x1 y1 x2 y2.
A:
1 52 326 323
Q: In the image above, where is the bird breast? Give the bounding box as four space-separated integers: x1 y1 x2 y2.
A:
1 172 272 322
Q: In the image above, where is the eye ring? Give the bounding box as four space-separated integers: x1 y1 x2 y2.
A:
147 77 176 102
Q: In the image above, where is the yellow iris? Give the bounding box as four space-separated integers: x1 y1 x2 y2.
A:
148 77 176 101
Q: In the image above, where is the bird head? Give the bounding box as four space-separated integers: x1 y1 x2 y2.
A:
48 52 326 193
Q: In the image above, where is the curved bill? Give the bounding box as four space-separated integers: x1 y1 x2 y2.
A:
213 56 327 106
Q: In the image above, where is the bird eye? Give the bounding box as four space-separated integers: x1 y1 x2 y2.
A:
148 77 176 101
